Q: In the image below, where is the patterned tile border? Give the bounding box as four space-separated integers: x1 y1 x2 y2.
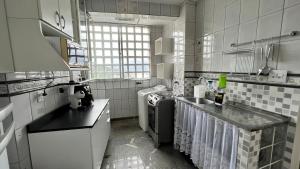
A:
0 72 71 96
185 72 300 88
237 129 262 169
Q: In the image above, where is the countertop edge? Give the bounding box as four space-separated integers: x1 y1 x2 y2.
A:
175 97 290 131
27 99 110 133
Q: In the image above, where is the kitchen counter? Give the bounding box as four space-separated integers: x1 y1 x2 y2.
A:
27 99 109 133
175 97 290 131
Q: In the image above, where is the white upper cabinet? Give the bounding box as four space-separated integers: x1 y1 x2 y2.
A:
39 0 74 37
39 0 61 30
59 0 73 37
0 0 14 72
5 0 74 38
4 0 72 72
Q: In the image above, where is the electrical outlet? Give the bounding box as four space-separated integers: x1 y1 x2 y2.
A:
37 91 44 103
58 87 64 93
268 70 287 83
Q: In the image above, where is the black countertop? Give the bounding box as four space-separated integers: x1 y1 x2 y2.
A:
176 97 290 131
27 99 109 133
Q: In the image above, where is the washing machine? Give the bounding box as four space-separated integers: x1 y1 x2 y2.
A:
137 85 167 131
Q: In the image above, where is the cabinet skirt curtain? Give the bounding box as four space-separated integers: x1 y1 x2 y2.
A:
174 101 238 169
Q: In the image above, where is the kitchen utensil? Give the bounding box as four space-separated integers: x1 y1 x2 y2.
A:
258 44 273 75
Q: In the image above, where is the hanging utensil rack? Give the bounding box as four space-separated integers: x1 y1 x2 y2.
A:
230 31 298 47
223 48 254 55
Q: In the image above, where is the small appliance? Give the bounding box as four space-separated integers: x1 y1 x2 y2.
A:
70 84 94 109
137 85 168 131
147 91 174 147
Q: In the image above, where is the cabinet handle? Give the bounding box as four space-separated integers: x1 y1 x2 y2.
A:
107 118 110 123
61 15 66 29
106 110 110 114
55 11 60 26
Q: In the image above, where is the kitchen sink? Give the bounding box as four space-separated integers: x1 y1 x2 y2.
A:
184 97 214 105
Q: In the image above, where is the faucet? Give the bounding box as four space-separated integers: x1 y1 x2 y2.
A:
198 76 207 85
197 76 217 101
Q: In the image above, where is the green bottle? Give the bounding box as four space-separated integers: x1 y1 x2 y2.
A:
218 74 227 89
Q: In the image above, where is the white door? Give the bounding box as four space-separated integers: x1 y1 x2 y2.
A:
59 0 73 37
39 0 60 30
0 0 14 73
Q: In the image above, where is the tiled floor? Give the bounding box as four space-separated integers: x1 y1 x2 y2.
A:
101 118 197 169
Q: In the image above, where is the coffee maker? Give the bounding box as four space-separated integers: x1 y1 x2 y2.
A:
70 84 94 109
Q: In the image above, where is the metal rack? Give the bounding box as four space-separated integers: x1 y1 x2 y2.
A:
230 31 298 47
223 48 254 55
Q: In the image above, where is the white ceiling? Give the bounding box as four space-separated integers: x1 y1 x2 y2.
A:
89 12 177 26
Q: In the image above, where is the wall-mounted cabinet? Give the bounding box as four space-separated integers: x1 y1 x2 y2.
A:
2 0 80 72
6 0 74 38
0 0 14 73
157 63 174 79
39 0 74 37
155 37 173 56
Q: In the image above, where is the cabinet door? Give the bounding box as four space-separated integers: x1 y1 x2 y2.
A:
90 110 110 169
59 0 73 37
104 104 111 139
39 0 60 29
0 0 14 72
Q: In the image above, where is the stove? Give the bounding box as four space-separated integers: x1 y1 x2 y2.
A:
147 91 174 147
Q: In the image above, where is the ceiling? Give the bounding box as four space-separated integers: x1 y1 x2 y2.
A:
139 0 185 5
89 12 177 26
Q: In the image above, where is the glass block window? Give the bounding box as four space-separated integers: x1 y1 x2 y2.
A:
81 23 151 79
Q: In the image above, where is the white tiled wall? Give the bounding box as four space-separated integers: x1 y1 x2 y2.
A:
196 0 300 73
88 78 161 119
161 1 197 96
150 25 163 77
3 84 70 169
0 71 71 169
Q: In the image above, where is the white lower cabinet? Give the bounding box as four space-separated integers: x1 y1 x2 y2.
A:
28 105 111 169
91 105 111 169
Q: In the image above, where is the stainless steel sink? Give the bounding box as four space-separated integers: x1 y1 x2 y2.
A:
184 97 214 104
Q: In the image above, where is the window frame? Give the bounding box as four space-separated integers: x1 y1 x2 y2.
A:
82 22 151 80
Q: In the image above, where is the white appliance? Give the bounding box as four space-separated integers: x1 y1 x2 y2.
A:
0 103 15 169
137 85 167 131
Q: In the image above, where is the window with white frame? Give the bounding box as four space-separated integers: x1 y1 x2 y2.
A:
81 23 151 79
